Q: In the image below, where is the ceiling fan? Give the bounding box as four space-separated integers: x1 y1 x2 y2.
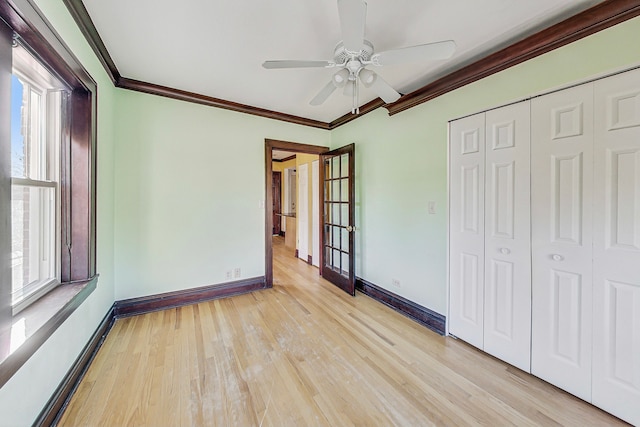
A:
262 0 456 114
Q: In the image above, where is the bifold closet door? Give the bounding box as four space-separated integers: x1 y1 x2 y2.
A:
449 113 485 348
531 83 594 401
483 102 531 372
592 68 640 426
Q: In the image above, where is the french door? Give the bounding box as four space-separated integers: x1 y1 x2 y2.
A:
320 144 355 295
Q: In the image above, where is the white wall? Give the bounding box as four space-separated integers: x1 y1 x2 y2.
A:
331 16 640 315
0 0 117 425
113 91 330 300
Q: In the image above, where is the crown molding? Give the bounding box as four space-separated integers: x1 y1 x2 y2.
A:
62 0 331 130
329 98 385 129
386 0 640 115
63 0 640 127
116 77 331 129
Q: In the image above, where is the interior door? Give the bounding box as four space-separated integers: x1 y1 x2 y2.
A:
592 67 640 426
449 112 486 348
483 101 531 372
531 82 594 401
320 143 355 295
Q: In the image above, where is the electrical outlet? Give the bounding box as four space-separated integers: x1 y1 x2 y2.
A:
234 267 241 278
428 201 436 214
392 278 401 288
226 270 232 280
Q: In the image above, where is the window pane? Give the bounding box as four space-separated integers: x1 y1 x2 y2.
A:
332 203 340 226
341 203 348 228
331 156 340 179
11 75 25 178
341 252 350 275
340 178 348 202
341 153 349 178
11 184 56 304
331 179 339 202
341 225 349 250
333 249 340 270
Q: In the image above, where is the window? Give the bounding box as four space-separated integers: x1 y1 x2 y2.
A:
10 43 68 313
0 0 98 389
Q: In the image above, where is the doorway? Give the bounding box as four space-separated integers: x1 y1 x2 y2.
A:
265 139 357 295
264 139 328 287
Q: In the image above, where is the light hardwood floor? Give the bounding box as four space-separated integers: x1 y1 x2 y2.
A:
59 237 627 426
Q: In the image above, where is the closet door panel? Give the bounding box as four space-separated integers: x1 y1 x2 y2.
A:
483 101 531 372
449 113 485 348
531 83 594 400
592 68 640 426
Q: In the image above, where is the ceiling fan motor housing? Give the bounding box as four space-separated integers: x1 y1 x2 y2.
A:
334 39 374 64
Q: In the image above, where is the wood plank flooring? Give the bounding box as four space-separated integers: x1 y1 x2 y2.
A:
58 237 627 426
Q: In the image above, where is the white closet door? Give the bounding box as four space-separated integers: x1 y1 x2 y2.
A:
592 68 640 426
483 101 531 372
531 83 594 401
449 113 485 348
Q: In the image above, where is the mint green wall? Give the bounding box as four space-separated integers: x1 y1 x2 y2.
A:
113 91 330 300
0 0 117 425
331 16 640 315
1 3 639 424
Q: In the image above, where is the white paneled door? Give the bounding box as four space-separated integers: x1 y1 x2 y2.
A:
531 83 594 401
483 102 531 372
592 68 640 426
449 113 486 349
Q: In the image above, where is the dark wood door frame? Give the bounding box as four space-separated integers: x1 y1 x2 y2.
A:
265 139 329 287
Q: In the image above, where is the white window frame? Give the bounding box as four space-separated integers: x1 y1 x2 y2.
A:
10 44 65 314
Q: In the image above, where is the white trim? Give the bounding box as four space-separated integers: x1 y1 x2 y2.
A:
11 177 56 187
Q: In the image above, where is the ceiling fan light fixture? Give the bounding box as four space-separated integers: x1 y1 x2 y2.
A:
359 68 376 88
333 68 350 87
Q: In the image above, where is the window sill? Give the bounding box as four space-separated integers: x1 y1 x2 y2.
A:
0 275 98 388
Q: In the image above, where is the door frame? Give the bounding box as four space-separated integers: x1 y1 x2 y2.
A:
264 139 329 287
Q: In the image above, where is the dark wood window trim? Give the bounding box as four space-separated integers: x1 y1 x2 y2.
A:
0 0 98 387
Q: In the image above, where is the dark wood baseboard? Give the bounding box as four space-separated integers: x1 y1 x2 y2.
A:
356 277 445 335
33 306 115 427
33 276 269 425
295 249 299 258
113 276 268 318
279 231 285 237
307 255 313 265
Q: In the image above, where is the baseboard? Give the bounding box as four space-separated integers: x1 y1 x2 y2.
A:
33 276 268 425
355 277 446 335
33 306 116 427
113 276 267 318
307 255 312 265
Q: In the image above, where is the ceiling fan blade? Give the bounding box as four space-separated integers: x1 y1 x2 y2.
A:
372 40 456 66
338 0 367 53
364 71 401 104
310 81 338 106
262 60 333 69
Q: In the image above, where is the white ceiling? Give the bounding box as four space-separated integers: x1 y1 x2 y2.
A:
81 0 604 123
